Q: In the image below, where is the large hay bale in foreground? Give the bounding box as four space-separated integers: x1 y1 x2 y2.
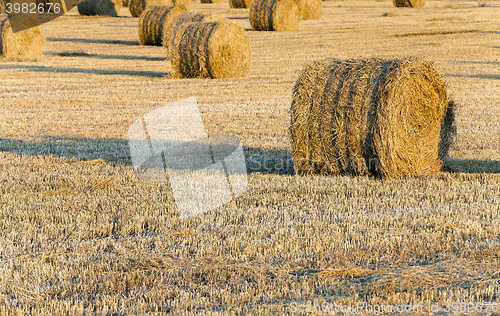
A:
78 0 96 15
298 0 321 19
0 15 45 60
139 5 186 46
171 21 251 78
229 0 251 8
290 56 455 178
163 11 225 61
94 0 122 16
249 0 300 31
393 0 425 7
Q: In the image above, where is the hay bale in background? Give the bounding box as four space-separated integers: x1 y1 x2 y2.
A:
0 15 45 60
94 0 122 16
249 0 301 31
229 0 251 8
174 0 191 9
163 11 225 63
290 56 454 178
393 0 425 7
130 0 168 17
298 0 321 19
139 5 186 46
171 21 251 78
200 0 224 3
78 0 96 15
130 0 189 16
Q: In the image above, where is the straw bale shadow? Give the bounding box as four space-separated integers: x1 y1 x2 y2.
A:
0 64 169 77
444 159 500 174
47 37 140 45
46 51 165 61
2 137 496 175
0 137 294 175
446 74 500 80
452 61 500 65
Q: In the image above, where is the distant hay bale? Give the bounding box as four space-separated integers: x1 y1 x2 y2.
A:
229 0 251 8
174 0 191 9
393 0 425 7
249 0 301 31
130 0 189 16
78 0 96 15
382 12 400 17
138 5 186 46
171 21 251 78
0 15 45 60
94 0 122 16
130 0 144 17
163 11 225 62
129 0 167 18
298 0 321 20
200 0 224 3
130 0 167 17
290 56 455 178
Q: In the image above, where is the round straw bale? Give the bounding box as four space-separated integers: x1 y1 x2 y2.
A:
171 21 251 78
94 0 122 16
298 0 321 19
174 0 191 9
163 11 225 61
249 0 301 31
78 0 96 15
393 0 425 7
229 0 251 8
0 15 45 60
290 56 455 178
129 0 175 17
163 11 204 52
138 5 186 46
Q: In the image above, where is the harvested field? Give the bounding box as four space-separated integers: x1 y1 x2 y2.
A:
0 0 500 314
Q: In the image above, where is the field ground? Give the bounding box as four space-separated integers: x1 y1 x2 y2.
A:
1 0 500 314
